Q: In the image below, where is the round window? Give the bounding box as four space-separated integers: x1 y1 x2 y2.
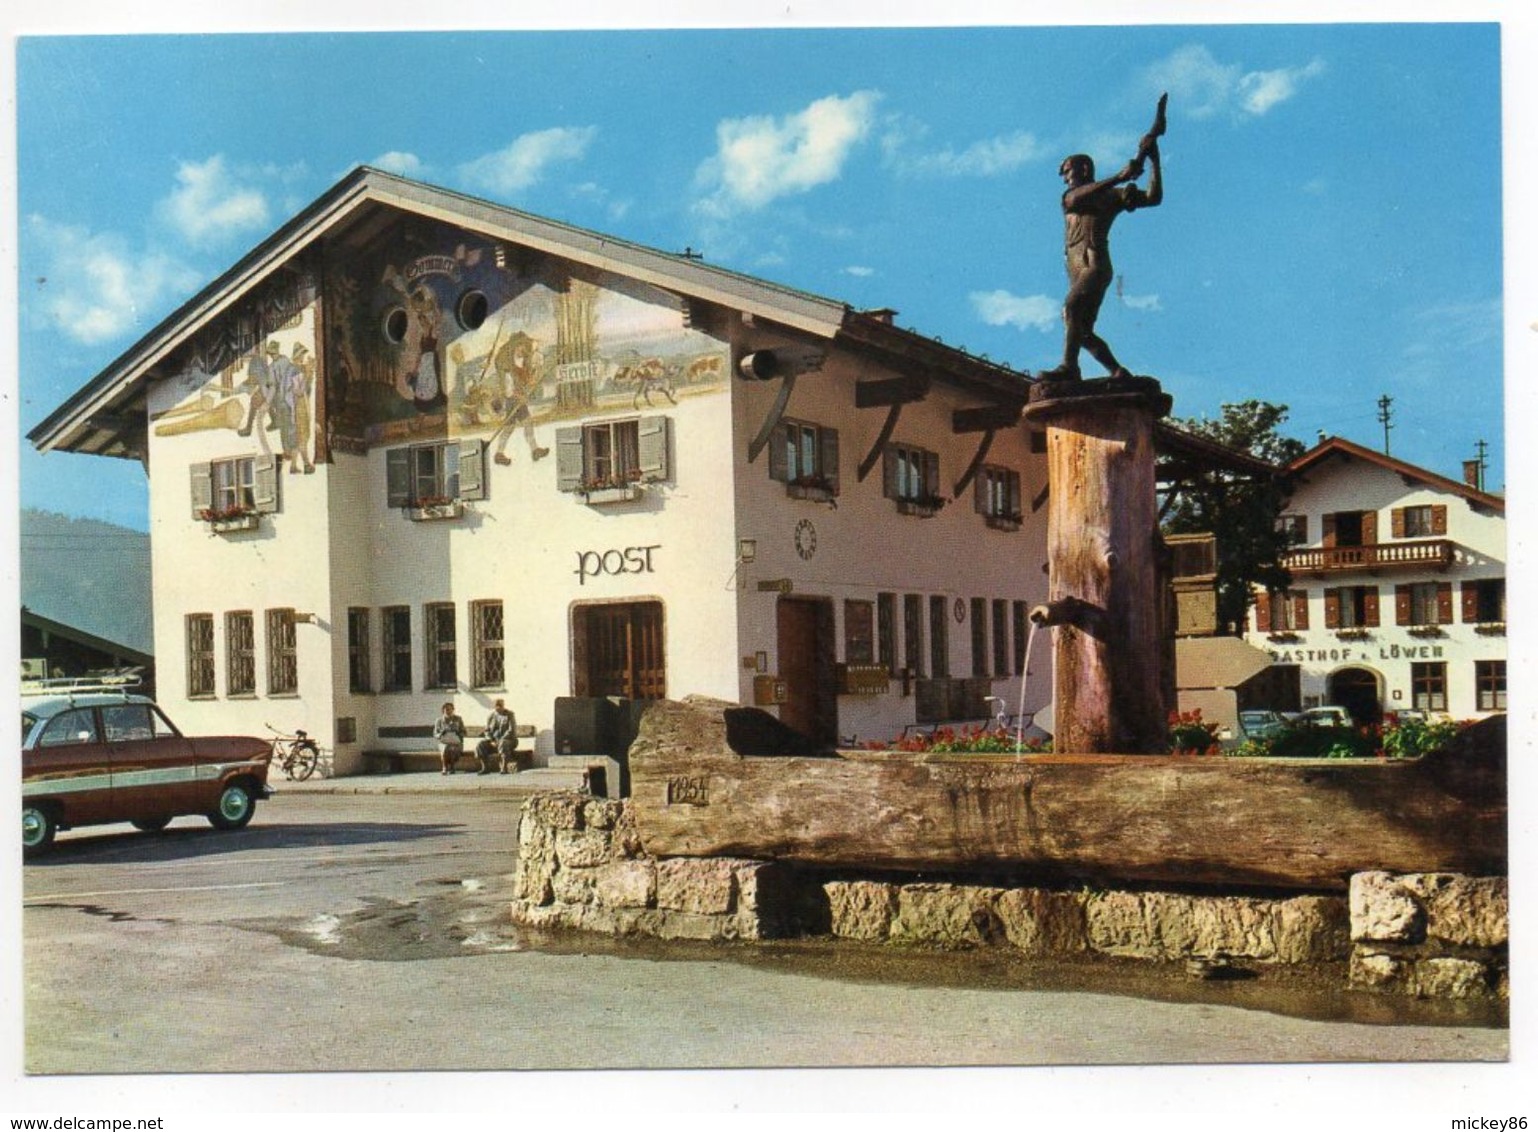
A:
456 290 489 330
383 307 409 344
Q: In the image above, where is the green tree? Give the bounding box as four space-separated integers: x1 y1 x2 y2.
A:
1163 400 1308 634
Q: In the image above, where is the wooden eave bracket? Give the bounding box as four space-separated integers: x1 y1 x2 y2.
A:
953 429 996 498
852 373 930 482
746 373 799 465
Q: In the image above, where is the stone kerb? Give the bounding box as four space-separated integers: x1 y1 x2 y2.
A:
1347 871 1509 999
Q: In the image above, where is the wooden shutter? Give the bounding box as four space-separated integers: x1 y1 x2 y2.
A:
1462 582 1480 623
1436 582 1453 625
1395 585 1412 626
1321 513 1337 548
555 426 584 492
882 446 900 499
1323 588 1340 629
1293 592 1310 630
1363 587 1380 627
190 462 213 517
253 455 279 513
1431 504 1448 535
458 438 486 501
974 469 989 514
767 422 789 483
820 427 840 495
924 450 941 498
386 448 412 507
1390 508 1406 538
1361 511 1378 545
1254 590 1272 632
637 415 670 482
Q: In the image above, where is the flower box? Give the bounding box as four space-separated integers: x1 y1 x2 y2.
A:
583 484 645 505
1407 625 1447 639
405 500 466 522
1474 622 1506 636
787 480 836 504
207 513 260 534
1334 628 1371 641
985 513 1022 532
896 497 944 519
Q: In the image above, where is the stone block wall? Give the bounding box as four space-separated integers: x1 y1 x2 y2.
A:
510 792 789 941
510 793 1506 999
1348 871 1509 999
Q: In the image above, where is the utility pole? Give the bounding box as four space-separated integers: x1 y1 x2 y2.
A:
1376 394 1394 455
1474 438 1489 492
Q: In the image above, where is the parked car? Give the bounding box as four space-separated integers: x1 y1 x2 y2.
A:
22 681 273 856
1295 705 1353 728
1238 709 1287 740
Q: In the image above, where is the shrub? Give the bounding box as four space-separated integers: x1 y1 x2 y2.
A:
864 725 1050 754
1167 709 1221 756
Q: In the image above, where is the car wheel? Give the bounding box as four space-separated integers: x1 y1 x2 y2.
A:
131 817 172 833
293 741 320 781
208 782 256 830
23 804 57 856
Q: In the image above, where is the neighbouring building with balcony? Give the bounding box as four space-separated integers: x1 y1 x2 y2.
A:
1243 435 1505 722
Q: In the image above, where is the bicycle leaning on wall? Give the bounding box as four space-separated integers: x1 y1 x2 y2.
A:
266 723 322 781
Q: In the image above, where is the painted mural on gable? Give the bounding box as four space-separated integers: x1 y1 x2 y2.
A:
325 224 727 457
152 265 321 475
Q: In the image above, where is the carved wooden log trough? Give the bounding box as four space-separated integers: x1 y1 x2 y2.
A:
627 698 1506 893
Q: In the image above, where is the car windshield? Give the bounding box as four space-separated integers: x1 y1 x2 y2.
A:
22 711 38 745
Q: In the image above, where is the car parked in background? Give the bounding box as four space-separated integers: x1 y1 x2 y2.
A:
1295 705 1353 728
22 679 273 856
1238 709 1287 740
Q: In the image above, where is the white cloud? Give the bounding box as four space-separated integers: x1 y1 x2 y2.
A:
696 91 881 216
888 129 1044 177
371 151 427 177
155 156 270 249
26 215 200 346
1120 292 1163 312
1143 45 1325 120
970 289 1059 333
844 265 875 278
458 127 598 196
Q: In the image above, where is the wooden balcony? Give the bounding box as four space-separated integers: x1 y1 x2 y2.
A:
1283 538 1454 575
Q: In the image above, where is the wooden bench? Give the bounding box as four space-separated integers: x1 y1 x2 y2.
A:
362 723 537 774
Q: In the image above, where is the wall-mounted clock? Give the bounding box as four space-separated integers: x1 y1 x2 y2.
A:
794 518 817 560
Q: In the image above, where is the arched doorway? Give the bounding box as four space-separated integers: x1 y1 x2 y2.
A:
1327 667 1382 725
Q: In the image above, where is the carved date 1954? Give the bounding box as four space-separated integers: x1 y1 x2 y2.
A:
666 775 710 806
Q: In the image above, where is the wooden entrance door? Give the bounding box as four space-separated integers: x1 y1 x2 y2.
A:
575 601 666 699
777 598 836 744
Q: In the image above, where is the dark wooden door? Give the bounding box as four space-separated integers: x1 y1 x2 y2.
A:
578 601 665 700
777 598 836 744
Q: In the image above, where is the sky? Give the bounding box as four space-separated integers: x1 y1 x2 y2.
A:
10 14 1516 532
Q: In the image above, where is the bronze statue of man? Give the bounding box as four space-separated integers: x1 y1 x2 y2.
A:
1042 96 1166 381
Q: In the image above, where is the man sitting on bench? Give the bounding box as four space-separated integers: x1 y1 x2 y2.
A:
476 698 520 775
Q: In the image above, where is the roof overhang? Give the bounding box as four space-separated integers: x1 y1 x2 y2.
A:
1284 435 1504 513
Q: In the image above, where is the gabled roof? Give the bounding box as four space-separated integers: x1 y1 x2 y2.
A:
29 166 1030 457
1284 435 1504 514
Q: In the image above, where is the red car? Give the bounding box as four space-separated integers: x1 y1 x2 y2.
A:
22 684 273 856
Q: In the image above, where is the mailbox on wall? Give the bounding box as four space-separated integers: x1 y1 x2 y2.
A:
753 675 788 705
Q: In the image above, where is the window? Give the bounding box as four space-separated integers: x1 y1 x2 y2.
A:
1463 578 1506 624
1276 514 1307 545
191 455 278 520
1260 589 1309 633
424 603 457 690
992 600 1010 677
975 466 1022 528
970 598 988 677
1411 662 1447 712
877 593 896 676
1392 504 1447 539
769 419 840 496
1396 582 1451 627
102 704 169 743
903 594 924 677
381 606 412 692
556 417 671 494
844 600 874 665
40 708 99 748
1323 510 1375 548
929 596 950 678
187 614 215 698
884 443 942 512
472 600 505 688
386 440 485 507
226 611 256 696
1325 586 1378 630
265 608 297 694
347 608 372 694
1476 660 1506 712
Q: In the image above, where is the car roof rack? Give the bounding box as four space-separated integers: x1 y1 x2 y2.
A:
20 670 145 699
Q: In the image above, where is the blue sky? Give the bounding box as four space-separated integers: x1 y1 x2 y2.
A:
12 19 1511 529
